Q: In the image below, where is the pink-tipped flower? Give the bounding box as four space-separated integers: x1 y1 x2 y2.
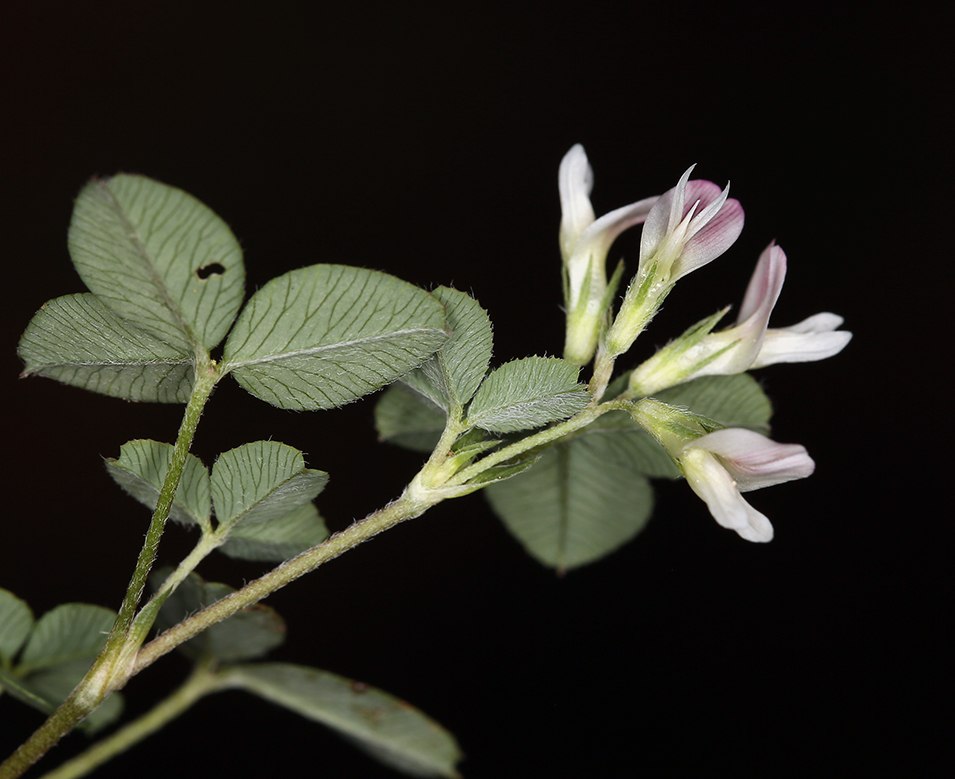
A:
559 144 658 365
678 428 815 542
628 243 852 395
607 166 744 357
639 166 745 284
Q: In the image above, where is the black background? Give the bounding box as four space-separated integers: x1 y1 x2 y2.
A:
1 3 949 777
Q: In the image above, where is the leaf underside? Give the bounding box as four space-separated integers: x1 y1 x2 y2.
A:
210 441 328 530
105 439 211 527
223 265 448 411
217 503 329 562
484 437 654 571
68 174 245 352
18 293 194 402
466 356 589 433
225 663 463 778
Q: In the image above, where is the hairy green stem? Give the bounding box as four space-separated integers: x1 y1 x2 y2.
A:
37 661 222 779
106 363 218 651
132 491 433 676
127 530 223 649
131 402 632 676
450 404 609 486
3 372 627 779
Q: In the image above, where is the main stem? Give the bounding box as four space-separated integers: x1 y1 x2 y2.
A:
106 363 218 653
133 489 434 676
135 402 626 674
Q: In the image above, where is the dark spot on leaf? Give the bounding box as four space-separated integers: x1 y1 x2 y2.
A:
350 681 369 693
196 263 225 279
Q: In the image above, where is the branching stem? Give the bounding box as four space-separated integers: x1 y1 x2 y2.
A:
0 362 218 779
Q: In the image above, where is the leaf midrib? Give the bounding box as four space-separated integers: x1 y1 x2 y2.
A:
223 326 447 371
97 179 203 352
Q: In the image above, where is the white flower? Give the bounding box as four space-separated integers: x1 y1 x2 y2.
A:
628 243 852 395
678 428 815 542
606 166 744 357
559 144 658 365
752 312 853 368
735 243 852 369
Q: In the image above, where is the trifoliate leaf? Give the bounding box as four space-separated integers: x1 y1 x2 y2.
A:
484 438 654 571
68 174 245 352
222 265 448 411
401 286 492 410
105 439 211 528
223 663 462 778
210 441 328 531
153 572 285 662
18 293 194 402
466 356 589 433
217 503 329 562
374 383 447 453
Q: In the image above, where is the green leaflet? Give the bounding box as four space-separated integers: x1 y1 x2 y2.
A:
466 356 589 433
222 265 448 411
153 572 285 663
400 286 493 410
18 604 116 673
374 383 448 453
0 599 123 732
106 439 329 562
0 589 33 668
68 174 245 353
210 441 328 531
18 293 194 403
222 663 463 778
484 439 654 571
105 439 212 528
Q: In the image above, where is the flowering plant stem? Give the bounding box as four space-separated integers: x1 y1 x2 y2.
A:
5 154 849 779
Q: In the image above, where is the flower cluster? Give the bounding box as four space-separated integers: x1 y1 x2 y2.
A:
557 144 850 541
